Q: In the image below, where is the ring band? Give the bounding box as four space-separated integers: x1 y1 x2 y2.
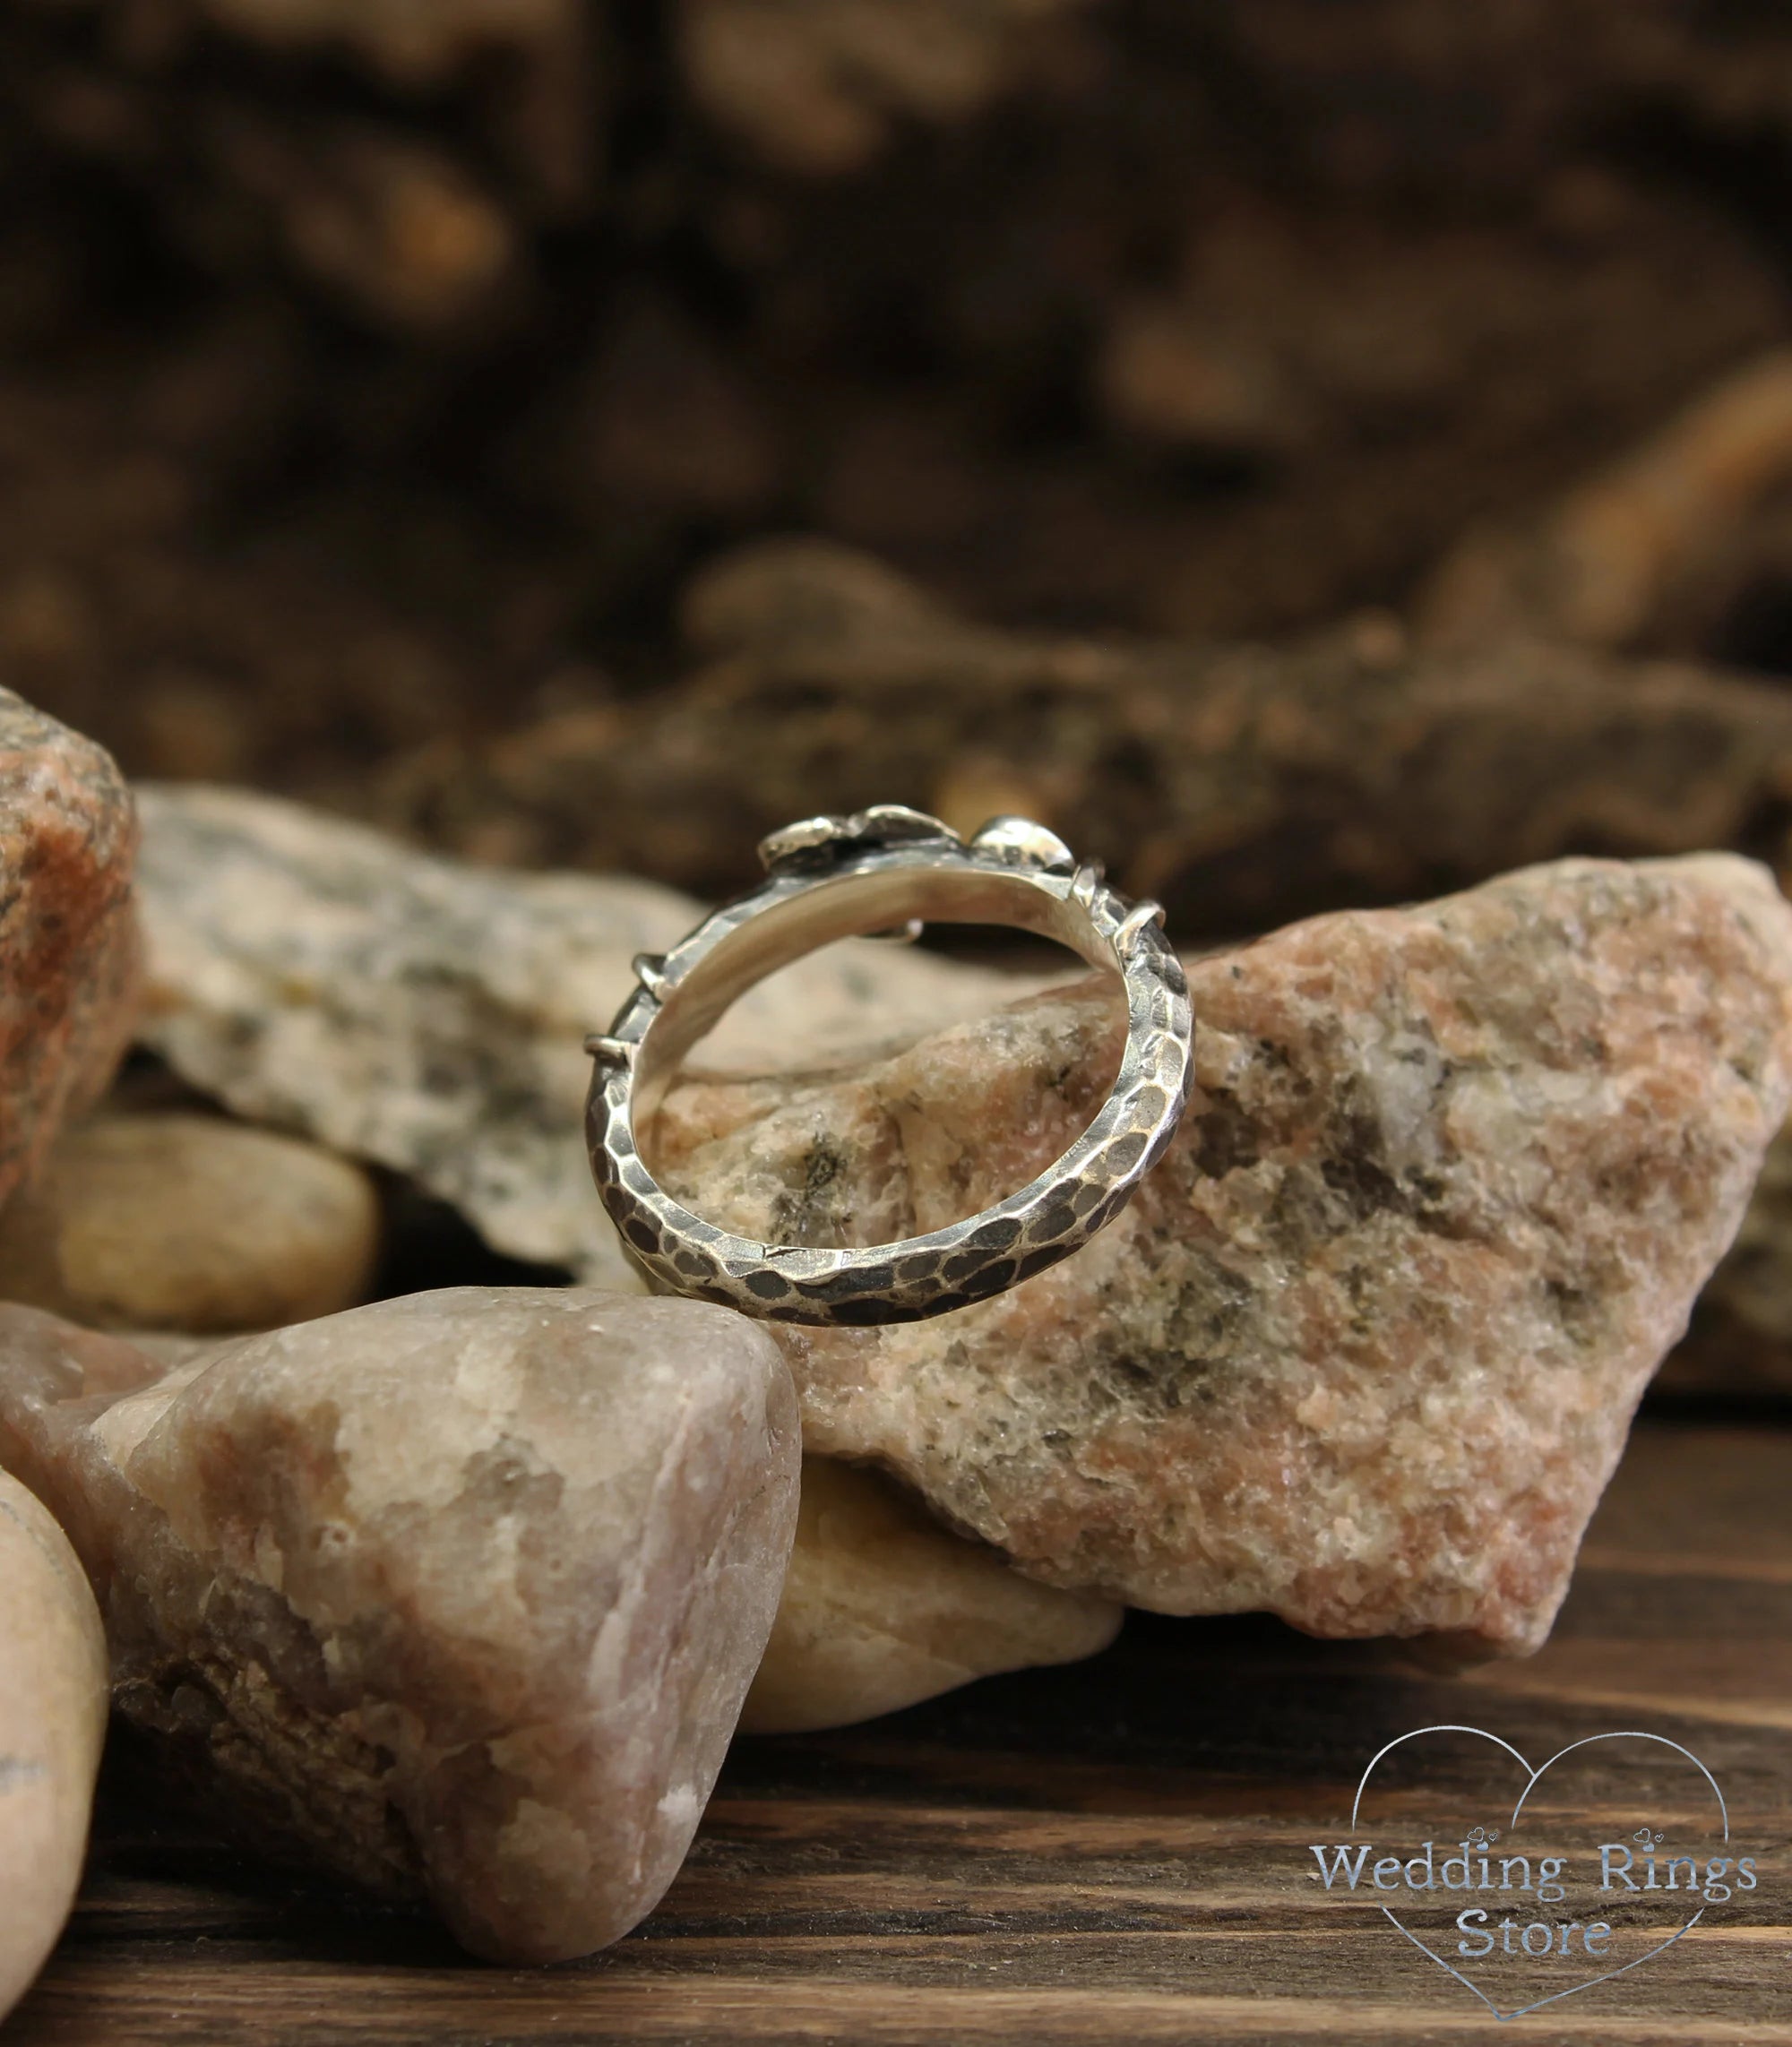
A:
585 806 1193 1325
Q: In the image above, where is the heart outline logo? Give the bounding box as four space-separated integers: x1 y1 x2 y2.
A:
1348 1724 1729 2023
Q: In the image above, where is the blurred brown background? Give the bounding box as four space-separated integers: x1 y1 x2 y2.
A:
8 0 1792 934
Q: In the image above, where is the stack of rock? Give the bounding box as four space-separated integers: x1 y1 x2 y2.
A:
0 686 1788 2000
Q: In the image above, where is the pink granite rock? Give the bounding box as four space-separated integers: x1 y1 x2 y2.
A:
655 854 1792 1658
0 1288 800 1962
0 692 140 1208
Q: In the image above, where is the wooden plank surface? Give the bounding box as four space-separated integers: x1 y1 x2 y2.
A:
8 1414 1790 2046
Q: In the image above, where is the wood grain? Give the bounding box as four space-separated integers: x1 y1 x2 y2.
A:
8 1415 1790 2047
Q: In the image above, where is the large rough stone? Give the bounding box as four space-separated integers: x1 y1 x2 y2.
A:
0 1288 800 1963
0 1112 381 1334
741 1458 1121 1734
655 854 1792 1657
0 1470 108 2025
133 784 1060 1289
0 691 140 1212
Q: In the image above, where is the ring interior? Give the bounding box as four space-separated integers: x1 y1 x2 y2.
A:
633 864 1120 1129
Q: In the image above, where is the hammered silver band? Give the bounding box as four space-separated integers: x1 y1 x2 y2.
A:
585 807 1193 1325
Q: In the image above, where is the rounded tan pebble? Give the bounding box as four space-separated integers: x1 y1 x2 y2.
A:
0 689 142 1213
739 1457 1122 1734
0 1471 108 2023
0 1113 381 1334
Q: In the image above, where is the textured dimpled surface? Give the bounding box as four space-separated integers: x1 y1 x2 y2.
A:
586 813 1193 1324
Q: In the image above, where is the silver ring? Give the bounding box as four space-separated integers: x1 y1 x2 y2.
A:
585 806 1193 1325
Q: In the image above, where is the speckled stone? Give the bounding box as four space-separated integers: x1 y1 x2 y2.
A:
0 691 140 1210
0 1289 800 1962
655 854 1792 1657
0 1112 381 1333
0 1470 108 2025
132 784 1060 1288
741 1457 1121 1734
